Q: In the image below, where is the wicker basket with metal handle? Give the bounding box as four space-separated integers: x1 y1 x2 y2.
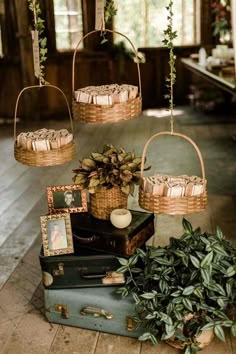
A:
139 131 207 215
14 84 76 167
72 29 142 123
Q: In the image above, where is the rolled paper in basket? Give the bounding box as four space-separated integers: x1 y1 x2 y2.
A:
50 133 61 149
164 183 186 198
93 94 113 105
112 89 128 104
121 84 138 100
32 138 50 151
75 90 92 103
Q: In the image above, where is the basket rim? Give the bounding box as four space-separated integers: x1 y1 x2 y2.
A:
14 139 75 153
72 94 141 109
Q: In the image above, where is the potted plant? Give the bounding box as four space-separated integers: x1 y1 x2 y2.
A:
116 218 236 353
73 144 148 220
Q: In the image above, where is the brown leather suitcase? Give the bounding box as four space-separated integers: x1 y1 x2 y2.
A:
71 210 154 256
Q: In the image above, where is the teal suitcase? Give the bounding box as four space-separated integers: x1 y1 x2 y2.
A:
44 286 144 338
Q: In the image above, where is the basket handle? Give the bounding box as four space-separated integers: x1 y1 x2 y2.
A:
14 84 74 142
140 131 206 184
72 29 142 96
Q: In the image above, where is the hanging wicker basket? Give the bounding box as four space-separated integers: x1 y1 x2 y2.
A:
139 132 207 215
90 186 128 220
14 84 76 167
72 29 142 123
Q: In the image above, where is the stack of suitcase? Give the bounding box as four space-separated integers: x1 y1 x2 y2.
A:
40 210 154 338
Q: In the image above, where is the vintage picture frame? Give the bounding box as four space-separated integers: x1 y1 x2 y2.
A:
40 213 74 256
47 184 87 214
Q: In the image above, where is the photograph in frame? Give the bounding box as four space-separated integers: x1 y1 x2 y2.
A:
40 213 74 256
47 184 87 214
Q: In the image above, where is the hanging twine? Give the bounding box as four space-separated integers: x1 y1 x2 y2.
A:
163 1 177 134
28 0 48 85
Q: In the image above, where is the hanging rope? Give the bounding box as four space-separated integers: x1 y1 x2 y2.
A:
163 1 177 134
28 0 48 85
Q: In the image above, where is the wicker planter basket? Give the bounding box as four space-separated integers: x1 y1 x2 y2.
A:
90 187 128 220
72 29 142 123
139 132 207 215
14 84 76 167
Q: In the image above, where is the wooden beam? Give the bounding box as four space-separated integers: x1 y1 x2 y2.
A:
14 0 35 119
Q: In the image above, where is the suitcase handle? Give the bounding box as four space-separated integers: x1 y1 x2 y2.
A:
80 306 113 319
73 233 97 244
80 272 106 279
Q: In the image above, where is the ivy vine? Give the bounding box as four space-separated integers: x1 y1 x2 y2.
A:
162 0 177 132
104 0 117 23
28 0 48 85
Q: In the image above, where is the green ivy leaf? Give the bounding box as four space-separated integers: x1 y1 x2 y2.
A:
201 268 210 284
139 332 158 345
226 281 232 297
128 254 139 266
194 287 203 299
190 255 200 268
116 265 128 273
217 298 226 308
117 257 128 266
201 323 215 331
182 298 193 312
214 325 225 342
182 218 193 234
231 324 236 336
212 244 228 256
216 227 224 240
182 286 195 296
226 266 236 277
200 251 213 268
154 258 171 265
141 292 156 299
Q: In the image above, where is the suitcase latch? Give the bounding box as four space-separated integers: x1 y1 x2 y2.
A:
126 316 136 331
55 304 69 319
52 263 64 276
80 306 113 320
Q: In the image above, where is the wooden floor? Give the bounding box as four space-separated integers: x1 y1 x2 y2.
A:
0 106 236 353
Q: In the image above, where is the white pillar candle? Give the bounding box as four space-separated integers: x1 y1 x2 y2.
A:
110 209 132 229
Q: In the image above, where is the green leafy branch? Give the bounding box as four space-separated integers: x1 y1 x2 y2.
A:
104 0 117 23
28 0 48 85
162 1 177 132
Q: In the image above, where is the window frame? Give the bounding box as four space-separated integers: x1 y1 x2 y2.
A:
42 0 101 54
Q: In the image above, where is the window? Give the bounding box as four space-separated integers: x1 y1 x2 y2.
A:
53 0 83 51
114 0 200 48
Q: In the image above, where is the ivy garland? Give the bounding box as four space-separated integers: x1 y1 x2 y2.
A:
28 0 48 85
104 0 117 23
162 0 177 133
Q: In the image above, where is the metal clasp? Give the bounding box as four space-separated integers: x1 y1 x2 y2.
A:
55 304 68 319
80 306 113 319
126 316 136 331
52 263 64 276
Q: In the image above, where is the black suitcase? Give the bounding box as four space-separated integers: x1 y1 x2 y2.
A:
39 245 125 289
71 210 154 256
